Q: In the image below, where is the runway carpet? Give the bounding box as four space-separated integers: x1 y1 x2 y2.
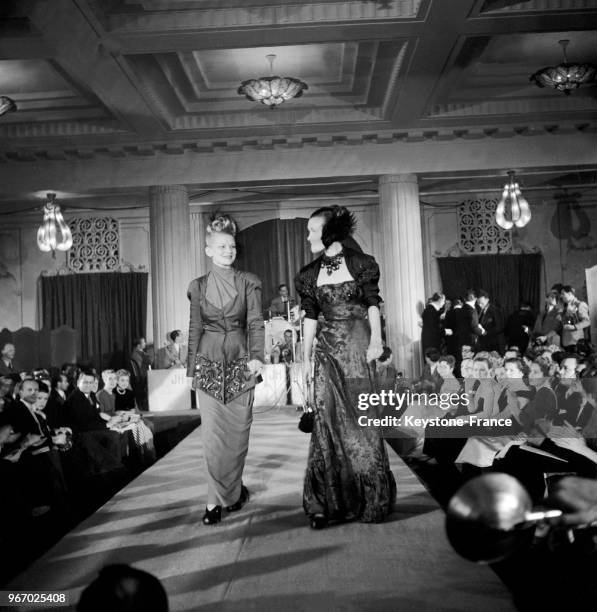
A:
9 408 513 612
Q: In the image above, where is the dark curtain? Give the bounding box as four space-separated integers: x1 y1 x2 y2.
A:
235 218 313 311
235 218 362 312
41 272 148 371
437 254 543 318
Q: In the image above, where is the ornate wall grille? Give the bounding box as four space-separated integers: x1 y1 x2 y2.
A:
67 217 120 272
458 198 512 254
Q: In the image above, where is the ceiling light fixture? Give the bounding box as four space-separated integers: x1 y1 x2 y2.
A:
37 192 73 257
0 96 17 117
238 54 308 108
530 39 596 95
495 172 531 230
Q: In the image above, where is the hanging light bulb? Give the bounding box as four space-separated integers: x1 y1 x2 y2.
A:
495 172 531 230
36 192 73 257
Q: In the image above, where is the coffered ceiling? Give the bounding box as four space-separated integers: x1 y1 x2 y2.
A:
0 0 596 204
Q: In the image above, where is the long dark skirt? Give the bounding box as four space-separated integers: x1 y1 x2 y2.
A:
304 315 396 523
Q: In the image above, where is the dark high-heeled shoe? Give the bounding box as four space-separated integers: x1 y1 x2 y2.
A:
310 514 328 530
226 485 249 512
202 506 222 525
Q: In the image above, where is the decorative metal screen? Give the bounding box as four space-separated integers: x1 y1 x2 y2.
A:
67 217 120 272
458 198 512 254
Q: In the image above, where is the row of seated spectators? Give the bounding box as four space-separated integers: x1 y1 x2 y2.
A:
405 339 597 505
0 366 156 583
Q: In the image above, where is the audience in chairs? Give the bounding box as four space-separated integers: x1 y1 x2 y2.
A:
408 283 595 508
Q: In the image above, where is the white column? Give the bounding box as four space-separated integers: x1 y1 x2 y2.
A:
378 174 426 378
190 210 209 279
149 185 192 350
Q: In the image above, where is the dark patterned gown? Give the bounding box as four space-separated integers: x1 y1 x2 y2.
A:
296 249 396 523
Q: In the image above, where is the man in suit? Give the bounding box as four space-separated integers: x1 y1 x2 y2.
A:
268 283 296 318
156 330 188 369
130 337 152 410
553 355 594 430
62 371 126 473
476 290 505 353
44 373 69 430
447 289 484 359
0 343 20 377
5 378 68 513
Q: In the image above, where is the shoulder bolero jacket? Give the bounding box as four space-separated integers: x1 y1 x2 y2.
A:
294 247 382 320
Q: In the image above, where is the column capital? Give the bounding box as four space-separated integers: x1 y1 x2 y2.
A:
379 174 418 186
149 184 188 199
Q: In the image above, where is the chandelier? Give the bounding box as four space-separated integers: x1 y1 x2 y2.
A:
238 54 308 108
0 96 17 117
495 172 531 230
530 40 596 95
37 193 73 257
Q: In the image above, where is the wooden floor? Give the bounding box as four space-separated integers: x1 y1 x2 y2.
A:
9 407 514 611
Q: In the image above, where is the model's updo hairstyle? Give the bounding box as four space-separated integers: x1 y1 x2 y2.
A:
310 205 356 249
205 213 237 244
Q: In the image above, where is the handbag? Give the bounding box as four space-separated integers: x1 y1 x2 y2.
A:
298 408 315 434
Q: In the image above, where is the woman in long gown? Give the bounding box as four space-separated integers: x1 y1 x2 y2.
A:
186 214 265 525
295 206 396 529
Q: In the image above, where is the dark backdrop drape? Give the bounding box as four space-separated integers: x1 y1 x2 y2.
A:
235 218 362 311
41 272 148 371
235 218 312 311
437 254 543 317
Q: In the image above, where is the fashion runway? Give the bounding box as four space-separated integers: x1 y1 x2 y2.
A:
9 408 513 611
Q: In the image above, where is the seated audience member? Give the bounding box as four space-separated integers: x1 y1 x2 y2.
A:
62 372 109 433
533 290 562 347
0 343 20 377
468 357 497 417
520 357 558 428
436 355 461 396
553 354 594 430
268 283 296 318
77 564 168 612
45 373 69 430
417 347 442 393
460 358 476 394
476 290 505 353
61 363 80 395
157 330 187 369
111 370 155 464
505 302 536 354
560 286 590 350
62 371 125 476
35 383 72 452
0 375 16 412
114 370 137 412
494 358 531 428
97 370 117 417
461 344 475 361
0 422 31 524
4 378 69 514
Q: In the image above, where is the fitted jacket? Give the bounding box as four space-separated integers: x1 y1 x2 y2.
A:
186 269 265 403
294 247 381 320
